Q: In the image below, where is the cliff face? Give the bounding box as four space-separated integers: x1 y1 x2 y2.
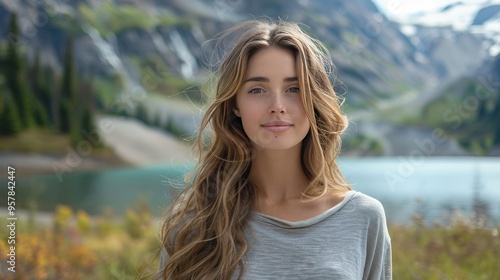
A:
0 0 498 156
0 0 491 103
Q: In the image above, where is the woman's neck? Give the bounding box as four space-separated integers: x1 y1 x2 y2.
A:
249 144 347 222
250 144 310 203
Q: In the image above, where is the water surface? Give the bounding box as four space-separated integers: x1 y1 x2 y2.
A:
4 157 499 225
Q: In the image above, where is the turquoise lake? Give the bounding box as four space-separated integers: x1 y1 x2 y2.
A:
4 157 500 225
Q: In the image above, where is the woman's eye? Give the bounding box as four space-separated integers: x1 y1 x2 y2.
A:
287 87 300 93
249 88 264 94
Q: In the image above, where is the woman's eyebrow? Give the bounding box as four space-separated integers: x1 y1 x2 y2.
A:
244 77 269 83
243 76 298 83
284 77 298 82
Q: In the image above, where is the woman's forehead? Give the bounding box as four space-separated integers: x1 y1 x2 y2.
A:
244 47 297 79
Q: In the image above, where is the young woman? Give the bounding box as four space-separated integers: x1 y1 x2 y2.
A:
157 19 392 280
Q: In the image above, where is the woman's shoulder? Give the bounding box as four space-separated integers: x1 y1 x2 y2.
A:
346 191 387 220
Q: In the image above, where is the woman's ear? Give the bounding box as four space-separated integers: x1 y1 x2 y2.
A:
233 108 240 117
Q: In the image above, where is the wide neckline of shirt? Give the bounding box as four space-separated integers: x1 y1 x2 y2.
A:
250 190 358 229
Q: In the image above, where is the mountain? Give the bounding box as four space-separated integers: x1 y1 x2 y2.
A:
472 4 500 25
0 0 498 156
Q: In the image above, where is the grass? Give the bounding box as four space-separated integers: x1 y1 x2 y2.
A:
93 75 126 109
78 3 156 36
1 204 498 279
390 213 500 279
0 128 114 157
78 3 194 37
0 129 71 154
0 205 160 280
343 134 383 156
129 55 200 101
384 78 499 155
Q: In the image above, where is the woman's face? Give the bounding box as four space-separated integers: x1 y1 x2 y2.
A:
235 46 310 151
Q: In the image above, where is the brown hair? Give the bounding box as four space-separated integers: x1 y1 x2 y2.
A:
157 19 350 280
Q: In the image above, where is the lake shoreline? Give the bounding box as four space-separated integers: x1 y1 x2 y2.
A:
0 151 131 177
2 150 500 177
2 114 499 177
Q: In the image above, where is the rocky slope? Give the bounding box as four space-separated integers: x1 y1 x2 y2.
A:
0 0 498 156
0 0 491 103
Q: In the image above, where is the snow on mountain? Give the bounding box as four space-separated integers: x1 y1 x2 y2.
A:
373 0 500 56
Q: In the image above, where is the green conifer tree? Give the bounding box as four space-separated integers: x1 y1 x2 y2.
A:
0 90 22 135
136 102 149 124
33 100 50 128
5 14 34 129
79 76 96 132
61 37 76 102
70 116 81 147
59 99 72 133
72 75 99 148
44 67 57 125
491 57 500 146
31 50 51 128
0 42 5 76
476 100 488 122
493 93 500 146
81 106 92 130
151 113 162 128
59 37 77 133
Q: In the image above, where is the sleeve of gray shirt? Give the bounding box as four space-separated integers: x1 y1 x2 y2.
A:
359 193 392 279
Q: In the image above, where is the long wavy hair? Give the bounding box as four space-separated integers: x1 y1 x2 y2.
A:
157 19 351 280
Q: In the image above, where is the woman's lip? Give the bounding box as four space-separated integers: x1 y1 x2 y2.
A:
261 121 293 126
261 124 293 132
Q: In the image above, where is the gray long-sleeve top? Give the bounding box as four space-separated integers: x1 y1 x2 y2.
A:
159 191 392 279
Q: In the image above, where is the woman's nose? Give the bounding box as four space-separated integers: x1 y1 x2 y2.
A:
269 93 285 114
